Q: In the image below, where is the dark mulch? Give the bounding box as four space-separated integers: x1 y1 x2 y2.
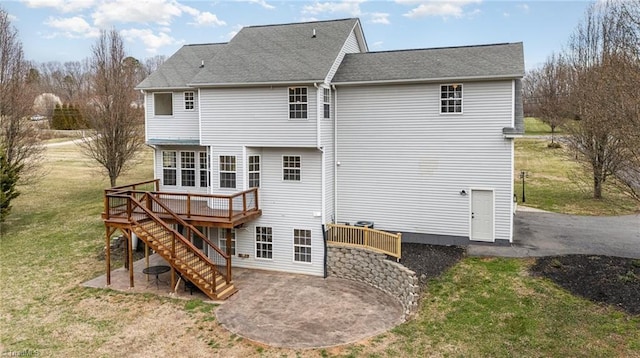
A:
530 255 640 315
400 243 466 285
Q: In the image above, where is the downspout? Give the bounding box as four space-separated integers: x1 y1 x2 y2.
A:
332 85 338 222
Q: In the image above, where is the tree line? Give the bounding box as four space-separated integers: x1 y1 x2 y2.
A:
524 0 640 202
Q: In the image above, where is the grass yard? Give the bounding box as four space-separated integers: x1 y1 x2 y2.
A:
524 117 562 135
1 142 639 357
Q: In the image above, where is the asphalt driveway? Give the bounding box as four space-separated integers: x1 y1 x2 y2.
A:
469 210 640 258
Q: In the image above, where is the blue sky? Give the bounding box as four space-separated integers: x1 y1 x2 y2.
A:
3 0 592 70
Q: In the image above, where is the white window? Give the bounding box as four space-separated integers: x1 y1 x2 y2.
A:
289 87 307 119
199 152 210 188
184 91 195 110
294 229 312 263
219 229 236 256
248 155 260 188
219 155 236 188
441 84 463 113
323 88 331 119
162 151 176 185
181 151 195 187
283 155 301 181
255 226 273 259
154 93 173 115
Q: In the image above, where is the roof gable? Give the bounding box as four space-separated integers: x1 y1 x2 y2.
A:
190 18 360 86
333 43 525 84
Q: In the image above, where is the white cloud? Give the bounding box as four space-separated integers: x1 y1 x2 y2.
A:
370 12 390 24
246 0 275 10
44 16 100 38
302 0 366 16
22 0 96 13
518 4 529 12
398 0 482 19
188 11 226 27
120 28 180 54
372 40 383 48
92 0 182 27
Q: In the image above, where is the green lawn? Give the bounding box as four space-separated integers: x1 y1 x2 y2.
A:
1 142 638 357
524 117 563 135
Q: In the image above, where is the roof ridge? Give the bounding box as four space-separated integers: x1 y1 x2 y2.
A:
357 42 522 55
244 17 357 29
184 42 228 47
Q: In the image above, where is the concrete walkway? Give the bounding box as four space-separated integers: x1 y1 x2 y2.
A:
469 210 640 258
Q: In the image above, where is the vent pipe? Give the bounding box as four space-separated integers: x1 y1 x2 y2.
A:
199 60 204 68
312 29 316 38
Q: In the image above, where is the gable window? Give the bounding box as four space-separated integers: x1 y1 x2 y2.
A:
219 155 236 188
184 91 195 110
323 88 331 119
248 155 260 188
283 155 301 181
293 229 312 263
255 226 273 259
441 84 462 113
199 152 210 187
181 151 195 187
154 93 173 115
289 87 307 119
219 228 236 256
162 151 177 185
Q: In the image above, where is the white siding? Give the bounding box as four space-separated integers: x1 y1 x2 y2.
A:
199 87 318 147
146 91 200 141
227 148 324 276
321 90 335 223
155 145 209 194
325 29 363 83
336 81 514 242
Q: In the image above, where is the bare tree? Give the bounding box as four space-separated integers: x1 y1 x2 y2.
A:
0 7 43 187
78 29 144 187
563 1 640 200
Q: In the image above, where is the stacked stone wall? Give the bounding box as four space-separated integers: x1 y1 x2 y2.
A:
327 244 419 319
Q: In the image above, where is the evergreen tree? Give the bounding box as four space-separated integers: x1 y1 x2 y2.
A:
1 144 22 224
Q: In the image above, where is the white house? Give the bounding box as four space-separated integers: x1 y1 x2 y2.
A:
116 18 523 282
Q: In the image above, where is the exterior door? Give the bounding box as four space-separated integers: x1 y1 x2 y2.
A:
471 189 494 242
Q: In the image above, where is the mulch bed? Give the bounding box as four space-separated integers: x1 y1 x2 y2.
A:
530 255 640 315
400 243 466 285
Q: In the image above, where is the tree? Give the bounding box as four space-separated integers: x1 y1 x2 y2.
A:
562 1 640 199
0 143 21 224
78 29 144 187
0 6 43 223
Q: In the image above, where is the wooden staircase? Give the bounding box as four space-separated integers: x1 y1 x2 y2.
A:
128 194 237 300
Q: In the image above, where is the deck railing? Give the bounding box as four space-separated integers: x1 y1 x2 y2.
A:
325 223 402 259
104 180 259 222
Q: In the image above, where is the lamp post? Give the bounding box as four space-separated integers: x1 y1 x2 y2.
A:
520 170 529 203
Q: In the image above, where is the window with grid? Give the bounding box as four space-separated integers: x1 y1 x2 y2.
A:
440 84 463 113
248 155 260 188
162 151 177 185
323 88 331 119
219 155 236 188
180 151 195 187
218 229 236 256
294 229 311 263
255 226 273 259
184 91 195 110
283 155 301 181
199 152 210 187
288 87 307 119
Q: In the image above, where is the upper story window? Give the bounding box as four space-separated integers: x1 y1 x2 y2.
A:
219 155 236 189
441 84 462 113
180 151 195 187
323 88 331 119
248 155 260 188
154 93 173 116
289 87 307 119
283 155 301 181
162 151 177 186
184 91 195 110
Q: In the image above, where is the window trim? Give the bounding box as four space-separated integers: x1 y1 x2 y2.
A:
184 91 195 111
323 88 331 119
255 226 273 260
219 155 237 189
288 87 308 120
180 151 196 187
282 155 301 182
153 92 173 116
199 152 210 188
248 155 260 188
162 150 177 186
293 228 312 263
440 84 463 114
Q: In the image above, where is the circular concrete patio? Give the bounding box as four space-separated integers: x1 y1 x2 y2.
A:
215 268 404 349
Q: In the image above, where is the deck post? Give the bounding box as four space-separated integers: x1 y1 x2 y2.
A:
105 226 112 286
226 228 232 283
126 230 134 288
170 267 176 292
242 192 247 212
145 238 150 281
187 194 191 218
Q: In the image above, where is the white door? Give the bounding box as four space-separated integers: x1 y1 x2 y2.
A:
471 189 494 242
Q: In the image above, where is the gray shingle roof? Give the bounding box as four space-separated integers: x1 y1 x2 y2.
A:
189 18 360 85
136 43 226 89
332 42 524 84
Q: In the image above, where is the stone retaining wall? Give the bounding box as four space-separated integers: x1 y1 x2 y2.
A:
327 244 419 319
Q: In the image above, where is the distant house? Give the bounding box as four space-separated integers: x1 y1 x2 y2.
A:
103 18 524 299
